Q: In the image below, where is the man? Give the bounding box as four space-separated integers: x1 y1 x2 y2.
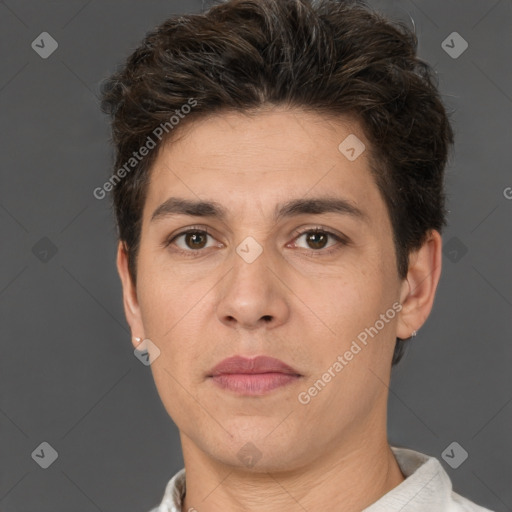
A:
100 0 493 510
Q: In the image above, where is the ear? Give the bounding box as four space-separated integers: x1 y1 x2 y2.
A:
396 230 442 339
116 241 145 349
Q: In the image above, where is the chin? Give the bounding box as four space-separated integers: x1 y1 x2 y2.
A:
209 429 306 472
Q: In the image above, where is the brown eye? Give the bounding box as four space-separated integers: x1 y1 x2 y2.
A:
165 229 216 253
305 231 329 249
294 229 342 252
184 231 208 249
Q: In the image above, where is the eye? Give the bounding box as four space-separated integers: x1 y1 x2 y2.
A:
164 227 219 256
291 227 347 255
163 225 348 258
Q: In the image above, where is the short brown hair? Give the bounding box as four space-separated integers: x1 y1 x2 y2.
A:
100 0 454 365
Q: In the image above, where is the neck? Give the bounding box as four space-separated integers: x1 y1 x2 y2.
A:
180 430 405 512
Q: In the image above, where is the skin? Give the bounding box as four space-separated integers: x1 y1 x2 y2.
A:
117 107 442 512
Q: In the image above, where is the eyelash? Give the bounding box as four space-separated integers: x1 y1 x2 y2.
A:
163 225 349 258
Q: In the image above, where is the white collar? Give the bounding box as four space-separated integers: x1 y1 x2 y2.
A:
150 446 492 512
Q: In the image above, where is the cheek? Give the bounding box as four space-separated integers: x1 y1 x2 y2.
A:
136 266 211 368
137 281 171 337
317 261 387 322
136 248 191 330
312 257 398 370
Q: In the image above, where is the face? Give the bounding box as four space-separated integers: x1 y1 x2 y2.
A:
118 108 429 472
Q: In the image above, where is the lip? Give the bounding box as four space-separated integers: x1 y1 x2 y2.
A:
208 355 300 376
208 356 302 396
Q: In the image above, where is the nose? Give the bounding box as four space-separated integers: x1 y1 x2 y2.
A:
215 246 290 331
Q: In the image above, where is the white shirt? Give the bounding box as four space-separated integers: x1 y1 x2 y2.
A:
148 446 493 511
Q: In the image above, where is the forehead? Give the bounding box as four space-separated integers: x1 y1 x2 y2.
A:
142 108 383 223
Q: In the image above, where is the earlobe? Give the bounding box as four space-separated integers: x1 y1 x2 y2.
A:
116 241 145 348
396 230 443 340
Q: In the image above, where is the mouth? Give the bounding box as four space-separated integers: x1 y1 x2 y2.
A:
207 355 302 396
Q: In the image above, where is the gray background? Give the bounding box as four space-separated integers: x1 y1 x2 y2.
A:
1 0 510 511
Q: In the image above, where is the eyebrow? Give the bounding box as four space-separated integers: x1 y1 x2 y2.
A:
150 196 368 224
